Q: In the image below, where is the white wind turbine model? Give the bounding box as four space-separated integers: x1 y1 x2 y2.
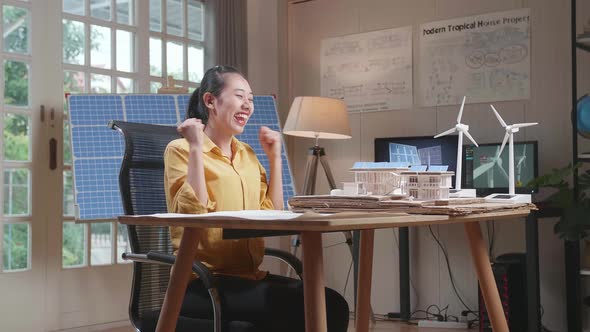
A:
486 105 538 203
434 96 478 198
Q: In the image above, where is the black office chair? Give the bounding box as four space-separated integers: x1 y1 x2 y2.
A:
110 120 303 332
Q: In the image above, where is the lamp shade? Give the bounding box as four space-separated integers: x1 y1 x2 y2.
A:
283 96 352 139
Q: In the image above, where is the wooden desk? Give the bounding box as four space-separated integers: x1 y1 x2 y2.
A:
119 208 532 332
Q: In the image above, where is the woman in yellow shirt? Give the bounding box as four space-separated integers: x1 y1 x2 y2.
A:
164 65 349 331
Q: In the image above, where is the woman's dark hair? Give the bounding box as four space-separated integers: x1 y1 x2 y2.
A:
185 65 242 123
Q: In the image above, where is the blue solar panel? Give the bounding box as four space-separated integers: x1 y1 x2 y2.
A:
71 127 124 158
389 143 421 165
77 191 124 220
69 95 124 126
409 165 428 171
125 95 179 125
351 162 408 169
74 159 121 192
68 94 296 221
417 146 443 165
177 94 190 115
427 165 449 172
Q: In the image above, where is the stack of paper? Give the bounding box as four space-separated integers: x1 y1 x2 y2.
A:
288 195 536 216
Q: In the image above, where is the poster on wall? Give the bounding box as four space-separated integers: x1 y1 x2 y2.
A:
321 26 413 113
418 8 530 107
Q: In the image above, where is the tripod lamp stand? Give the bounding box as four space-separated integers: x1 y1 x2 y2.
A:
283 96 352 195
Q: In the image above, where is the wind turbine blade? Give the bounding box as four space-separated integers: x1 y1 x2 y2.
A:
463 130 479 147
490 105 507 127
517 145 527 167
497 132 510 157
496 162 509 180
457 96 466 123
512 122 538 129
434 127 456 138
473 162 495 179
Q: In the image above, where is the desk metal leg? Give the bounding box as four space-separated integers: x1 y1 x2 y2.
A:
565 240 582 332
356 229 375 332
156 227 200 332
526 212 541 332
399 227 411 321
464 222 509 332
301 232 328 332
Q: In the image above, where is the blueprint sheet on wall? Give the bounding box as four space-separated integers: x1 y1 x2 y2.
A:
418 8 530 107
321 26 413 113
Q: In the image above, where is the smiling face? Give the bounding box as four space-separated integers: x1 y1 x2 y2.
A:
204 73 254 136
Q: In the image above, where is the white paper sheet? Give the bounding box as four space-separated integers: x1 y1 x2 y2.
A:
148 210 312 220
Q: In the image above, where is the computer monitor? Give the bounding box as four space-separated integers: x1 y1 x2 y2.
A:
374 135 459 182
462 141 538 196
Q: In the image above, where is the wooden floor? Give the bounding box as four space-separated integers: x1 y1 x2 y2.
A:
103 320 472 332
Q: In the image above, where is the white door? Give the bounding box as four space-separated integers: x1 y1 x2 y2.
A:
0 0 51 330
0 0 206 331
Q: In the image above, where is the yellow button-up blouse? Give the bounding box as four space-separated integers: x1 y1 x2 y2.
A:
164 134 274 280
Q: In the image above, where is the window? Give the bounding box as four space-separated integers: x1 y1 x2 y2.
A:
61 0 205 268
149 0 204 92
0 0 32 273
62 0 139 267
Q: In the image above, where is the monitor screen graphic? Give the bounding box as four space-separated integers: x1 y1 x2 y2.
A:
463 141 538 195
375 135 459 182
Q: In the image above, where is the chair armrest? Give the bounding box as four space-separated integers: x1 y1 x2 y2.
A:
123 251 223 332
264 248 303 278
122 252 216 289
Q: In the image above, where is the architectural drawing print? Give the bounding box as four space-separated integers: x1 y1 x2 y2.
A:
321 26 413 112
419 8 530 107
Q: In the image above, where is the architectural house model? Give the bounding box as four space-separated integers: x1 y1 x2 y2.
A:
399 171 454 200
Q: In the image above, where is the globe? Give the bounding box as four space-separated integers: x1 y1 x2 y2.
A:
578 94 590 139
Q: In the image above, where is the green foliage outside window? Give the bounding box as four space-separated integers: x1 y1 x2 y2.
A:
3 224 28 270
63 223 85 267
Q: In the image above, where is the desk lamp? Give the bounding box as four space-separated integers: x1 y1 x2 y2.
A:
283 96 351 195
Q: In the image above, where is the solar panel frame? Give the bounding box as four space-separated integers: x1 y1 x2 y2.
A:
68 94 296 222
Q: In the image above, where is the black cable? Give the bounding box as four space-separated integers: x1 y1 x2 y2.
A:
410 306 442 321
447 315 459 322
323 241 346 249
428 226 477 316
426 304 444 320
485 221 495 258
342 258 353 297
486 222 491 254
490 221 495 258
409 309 433 320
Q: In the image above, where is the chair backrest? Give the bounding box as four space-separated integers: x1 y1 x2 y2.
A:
111 120 181 330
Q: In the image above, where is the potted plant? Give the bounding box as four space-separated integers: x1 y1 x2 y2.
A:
528 163 590 267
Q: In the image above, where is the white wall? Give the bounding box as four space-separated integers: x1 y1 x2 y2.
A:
247 0 590 331
246 0 289 275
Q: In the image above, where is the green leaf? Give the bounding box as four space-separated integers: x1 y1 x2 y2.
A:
554 205 590 240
